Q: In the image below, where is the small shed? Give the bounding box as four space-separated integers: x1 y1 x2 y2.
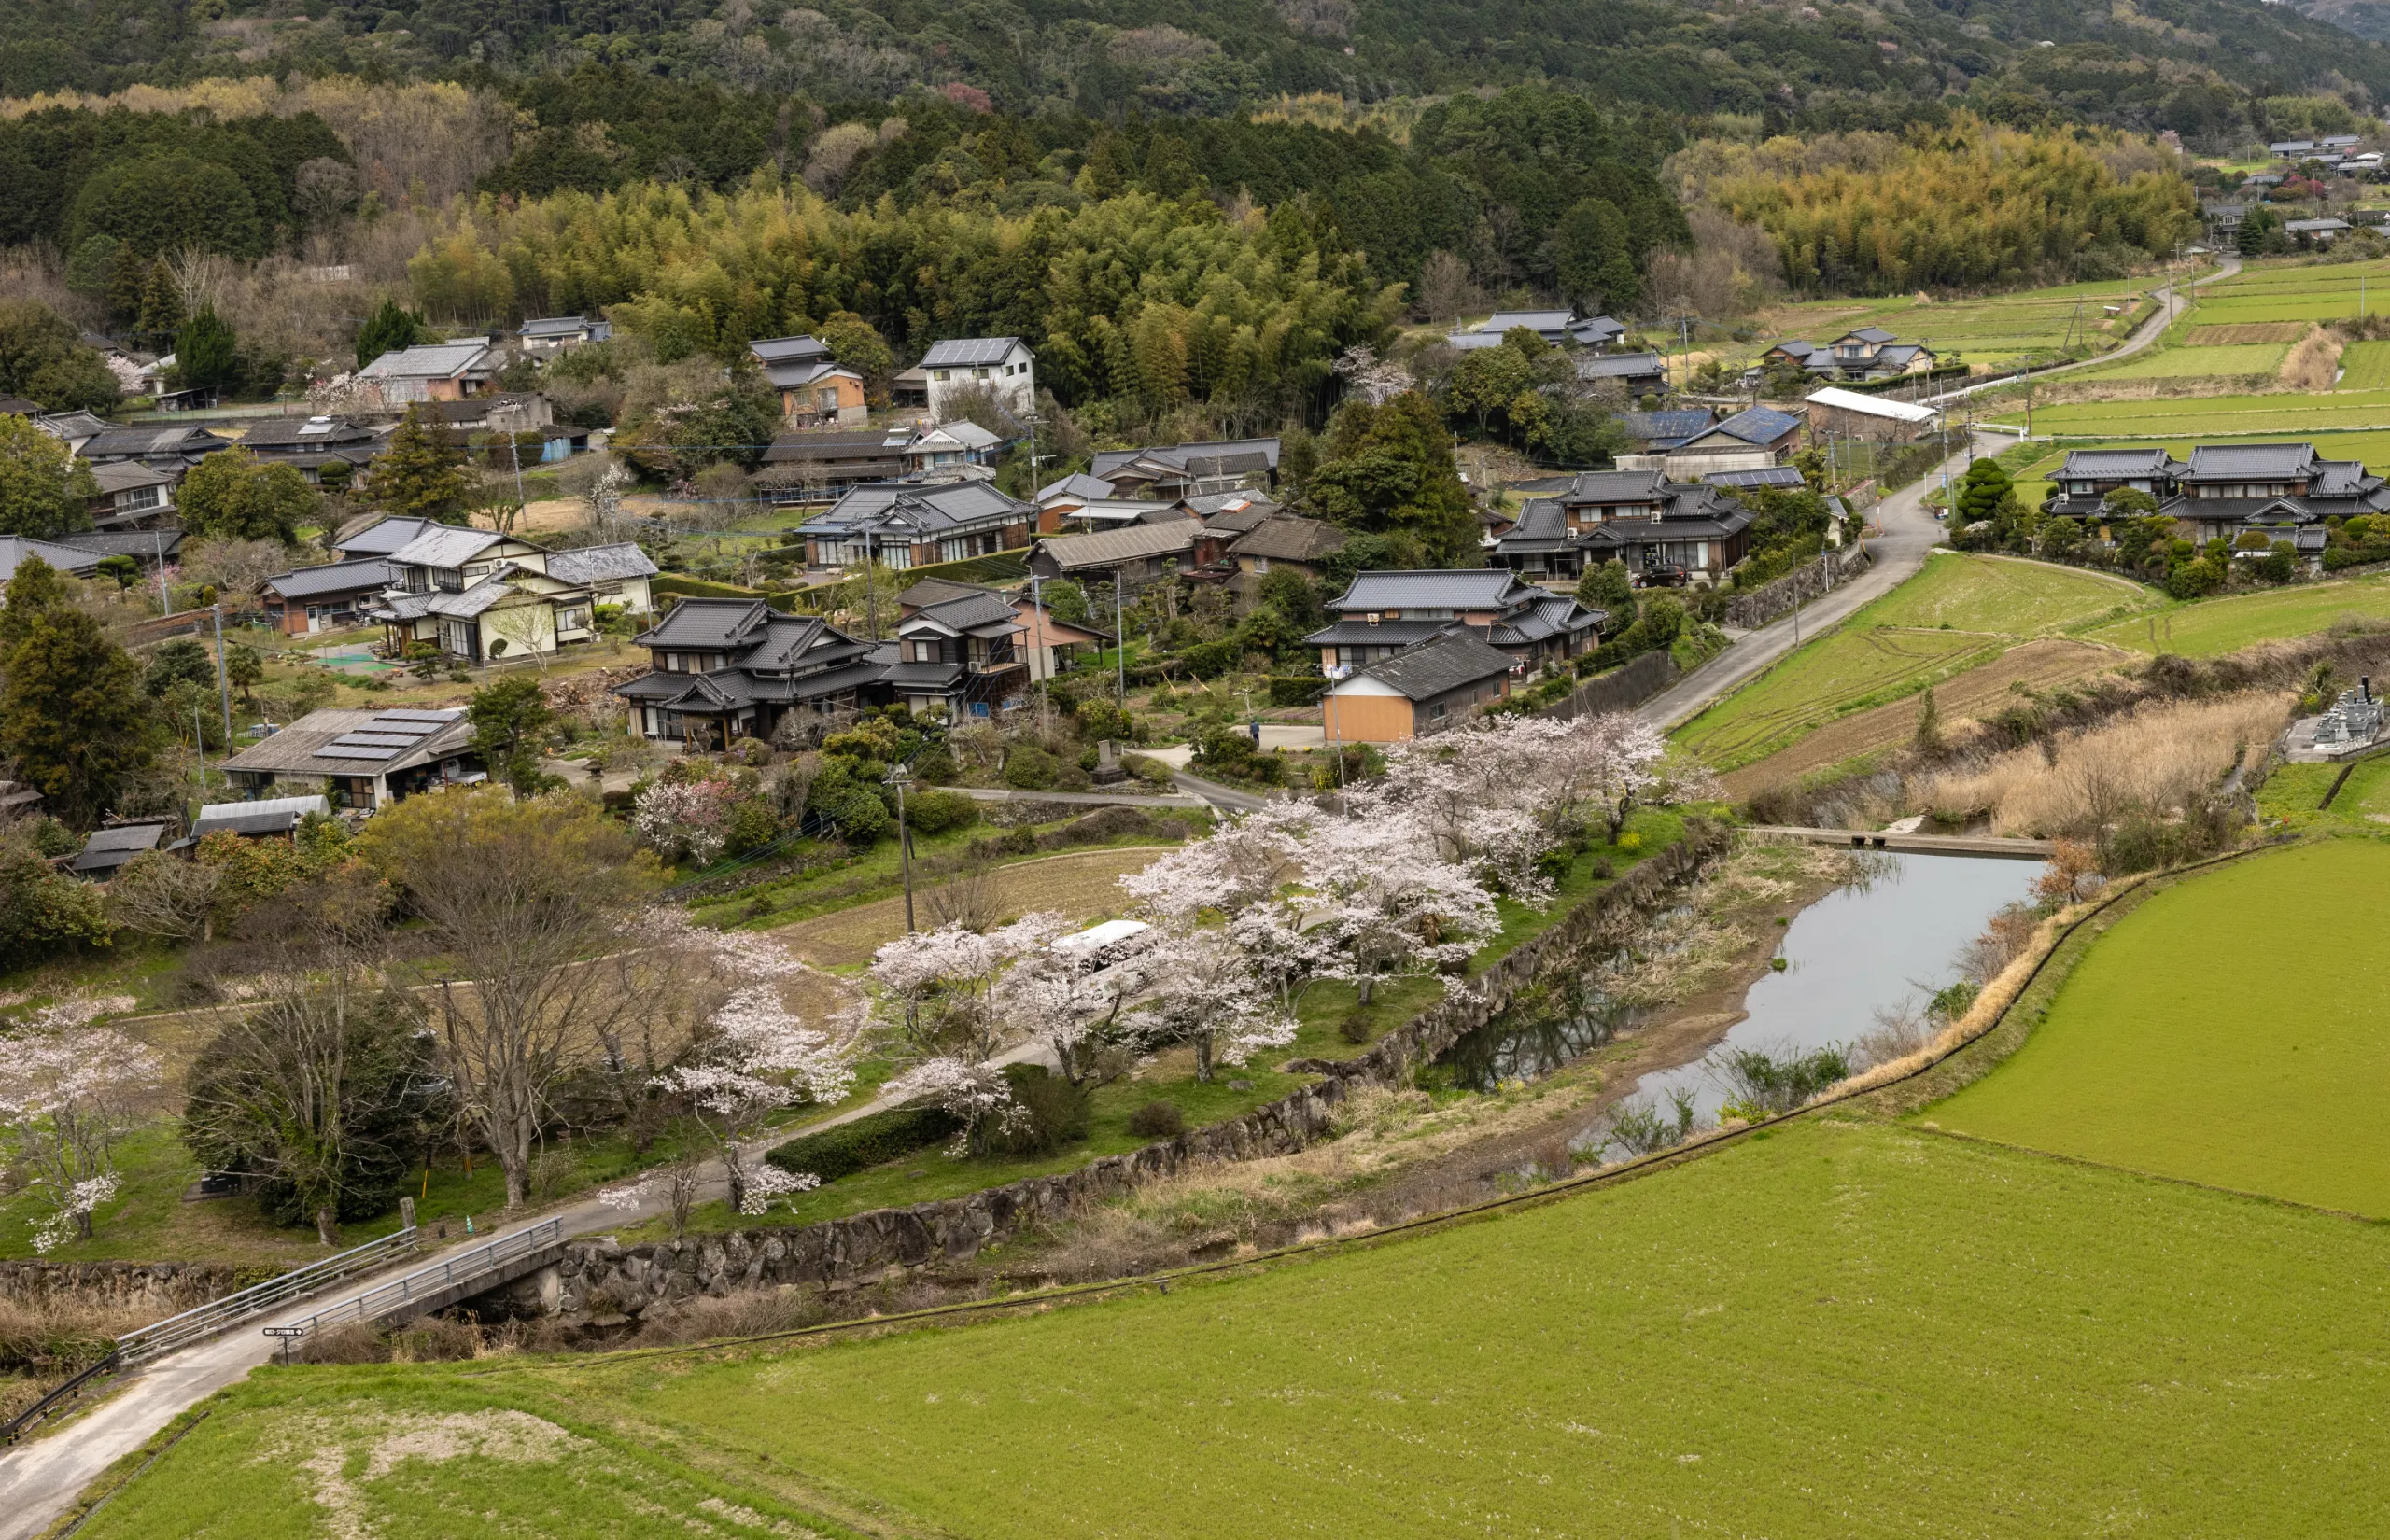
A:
1323 630 1517 744
191 795 332 840
67 819 173 879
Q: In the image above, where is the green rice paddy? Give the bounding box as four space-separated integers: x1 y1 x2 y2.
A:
2340 339 2390 390
1934 841 2390 1217
1997 388 2390 438
78 1115 2390 1538
2079 577 2390 655
2087 341 2288 379
1675 553 2146 770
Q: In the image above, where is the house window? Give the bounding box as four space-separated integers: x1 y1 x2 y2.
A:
557 607 591 633
933 370 951 382
1252 555 1270 574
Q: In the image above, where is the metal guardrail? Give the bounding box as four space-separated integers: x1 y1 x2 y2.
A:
0 1352 121 1447
281 1217 565 1339
113 1226 421 1365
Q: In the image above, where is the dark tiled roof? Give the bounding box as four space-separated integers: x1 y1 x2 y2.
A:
1702 405 1804 446
1703 466 1807 490
544 543 658 584
0 537 104 581
1344 630 1516 701
70 820 169 872
1033 522 1201 570
903 591 1022 635
1576 352 1666 381
2061 448 2176 478
265 559 395 599
2182 443 2323 480
1332 569 1535 611
240 416 376 450
750 335 831 365
1229 516 1346 564
53 529 184 558
1562 469 1670 503
635 598 776 649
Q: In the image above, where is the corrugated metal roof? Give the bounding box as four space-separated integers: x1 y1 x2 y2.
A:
1033 521 1201 568
1804 386 1939 425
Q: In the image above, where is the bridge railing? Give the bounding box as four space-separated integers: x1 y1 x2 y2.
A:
282 1217 567 1339
114 1225 422 1365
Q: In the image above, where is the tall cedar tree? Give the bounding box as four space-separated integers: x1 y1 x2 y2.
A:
369 404 471 523
0 556 152 826
0 413 97 538
177 447 315 544
354 298 432 371
175 304 239 394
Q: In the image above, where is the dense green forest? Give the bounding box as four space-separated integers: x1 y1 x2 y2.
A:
4 0 2390 152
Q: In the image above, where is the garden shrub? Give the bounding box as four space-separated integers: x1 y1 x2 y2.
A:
765 1101 961 1183
1003 745 1061 789
1338 1012 1372 1044
988 1064 1091 1156
903 788 980 835
1178 637 1241 679
913 747 958 785
1127 1100 1187 1139
1267 675 1323 707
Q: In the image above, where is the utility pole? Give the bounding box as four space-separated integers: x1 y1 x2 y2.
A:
210 604 232 748
862 525 879 641
154 529 172 617
885 763 916 933
1029 571 1050 736
1114 571 1127 707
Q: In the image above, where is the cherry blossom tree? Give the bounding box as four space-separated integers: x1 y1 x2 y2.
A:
1118 921 1298 1083
1300 812 1501 1004
990 928 1139 1086
632 779 739 866
1117 802 1313 921
862 914 1069 1151
1582 713 1671 843
0 998 158 1253
654 983 854 1214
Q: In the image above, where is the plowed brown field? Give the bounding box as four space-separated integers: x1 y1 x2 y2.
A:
2184 323 2309 345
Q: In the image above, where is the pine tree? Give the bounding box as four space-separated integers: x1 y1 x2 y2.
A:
175 305 240 394
0 557 153 826
136 261 184 345
367 404 471 524
354 298 430 371
1914 686 1943 754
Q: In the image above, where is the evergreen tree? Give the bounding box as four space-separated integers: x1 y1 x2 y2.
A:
0 413 97 539
1955 459 2014 526
355 298 433 371
135 260 184 344
467 676 556 795
0 556 153 827
1914 687 1943 753
175 304 240 394
1553 198 1639 313
178 448 316 544
367 404 471 524
1304 392 1480 567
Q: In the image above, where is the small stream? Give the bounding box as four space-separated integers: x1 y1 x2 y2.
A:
1435 851 2045 1128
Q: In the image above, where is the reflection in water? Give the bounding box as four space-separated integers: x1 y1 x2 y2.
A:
1434 854 2044 1128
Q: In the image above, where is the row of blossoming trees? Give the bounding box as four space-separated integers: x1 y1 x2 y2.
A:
838 712 1699 1159
0 714 1697 1253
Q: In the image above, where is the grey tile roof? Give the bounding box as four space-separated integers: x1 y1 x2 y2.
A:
921 337 1027 368
808 479 1027 535
1303 617 1453 648
1573 315 1626 340
1343 630 1516 700
1090 438 1281 483
80 427 228 459
1037 472 1118 502
2061 448 2176 477
1229 516 1346 564
2182 443 2324 479
388 526 511 568
751 335 832 365
634 598 776 649
1703 466 1807 490
1562 469 1670 503
265 559 395 599
240 416 377 450
53 528 182 558
1576 352 1666 381
70 820 169 872
1838 327 1896 344
87 461 172 493
358 342 489 379
425 574 525 618
0 537 104 581
763 358 861 390
1481 310 1577 333
1332 569 1535 612
897 578 997 610
902 591 1023 636
544 542 658 584
522 316 595 338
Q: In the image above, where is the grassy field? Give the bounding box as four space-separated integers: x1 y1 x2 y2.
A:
2086 341 2288 379
78 1115 2390 1539
1677 553 2148 772
2180 254 2390 325
1993 387 2390 437
2079 576 2390 655
2341 340 2390 390
1736 273 2161 371
1933 841 2390 1218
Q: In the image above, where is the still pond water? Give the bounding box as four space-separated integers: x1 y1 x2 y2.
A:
1437 852 2045 1127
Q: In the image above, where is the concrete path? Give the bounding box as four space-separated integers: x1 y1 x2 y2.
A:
1136 724 1325 770
950 784 1206 809
1635 431 1989 731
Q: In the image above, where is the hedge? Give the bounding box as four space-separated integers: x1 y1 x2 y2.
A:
1267 675 1324 707
765 1101 959 1183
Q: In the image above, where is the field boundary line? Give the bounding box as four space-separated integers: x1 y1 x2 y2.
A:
1911 1127 2390 1227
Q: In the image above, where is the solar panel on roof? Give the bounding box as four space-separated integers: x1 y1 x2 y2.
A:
372 709 462 722
330 734 424 748
316 745 400 761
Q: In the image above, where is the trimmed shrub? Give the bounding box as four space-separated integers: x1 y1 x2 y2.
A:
765 1101 960 1183
904 788 980 835
912 747 958 784
1003 745 1061 789
1127 1100 1186 1139
988 1064 1091 1156
1338 1012 1372 1044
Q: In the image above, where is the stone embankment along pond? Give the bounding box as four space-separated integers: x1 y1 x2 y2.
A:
514 825 1736 1322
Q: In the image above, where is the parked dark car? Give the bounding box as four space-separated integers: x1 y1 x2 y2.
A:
1635 564 1689 589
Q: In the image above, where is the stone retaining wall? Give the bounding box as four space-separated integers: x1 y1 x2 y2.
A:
1722 545 1872 631
0 1260 255 1319
522 824 1733 1321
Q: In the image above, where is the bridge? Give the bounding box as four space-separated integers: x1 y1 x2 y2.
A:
1746 824 2056 860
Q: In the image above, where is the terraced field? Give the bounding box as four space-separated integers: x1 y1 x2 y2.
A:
2081 577 2390 655
1680 553 2156 776
2184 322 2307 345
2341 339 2390 390
2088 340 2289 379
1735 274 2159 371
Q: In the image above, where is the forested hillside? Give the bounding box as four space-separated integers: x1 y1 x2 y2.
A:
4 0 2389 151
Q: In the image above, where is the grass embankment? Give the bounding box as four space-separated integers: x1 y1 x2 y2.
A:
78 1112 2390 1538
2079 576 2390 655
633 810 1692 1238
1933 840 2390 1217
1676 553 2144 775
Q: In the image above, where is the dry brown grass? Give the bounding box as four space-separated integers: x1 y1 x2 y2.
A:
768 847 1171 966
2281 324 2344 392
0 1295 145 1368
1920 691 2289 836
1826 901 2083 1099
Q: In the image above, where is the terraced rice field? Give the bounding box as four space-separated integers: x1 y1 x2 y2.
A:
1739 274 2158 371
2080 577 2390 655
2341 339 2390 390
1680 554 2156 775
1717 637 2129 797
2180 254 2390 325
1935 841 2390 1218
2088 341 2289 379
2184 322 2308 345
1999 388 2390 437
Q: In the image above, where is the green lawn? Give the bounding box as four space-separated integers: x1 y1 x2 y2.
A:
1933 841 2390 1218
1676 553 2144 771
2084 341 2288 379
81 1116 2390 1538
2078 577 2390 655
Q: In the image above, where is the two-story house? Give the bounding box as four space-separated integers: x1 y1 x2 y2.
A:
356 340 498 404
751 335 869 426
1492 469 1758 583
519 315 612 356
902 421 1005 478
84 462 176 527
1763 331 1937 382
366 527 654 663
900 338 1036 419
2043 441 2390 556
889 586 1029 719
1305 569 1603 677
612 598 887 748
797 480 1033 571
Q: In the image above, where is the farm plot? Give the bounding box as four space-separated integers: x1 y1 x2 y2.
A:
79 1118 2390 1540
2087 341 2288 379
2000 388 2390 437
2183 322 2309 345
1679 553 2152 774
1718 637 2129 798
1744 274 2157 371
2081 577 2390 655
2341 340 2390 390
1934 841 2390 1217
